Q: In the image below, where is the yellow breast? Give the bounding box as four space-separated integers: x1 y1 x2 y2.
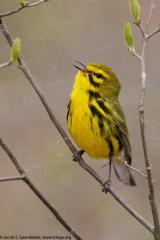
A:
67 76 120 158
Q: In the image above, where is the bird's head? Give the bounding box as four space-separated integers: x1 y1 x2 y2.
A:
73 61 121 99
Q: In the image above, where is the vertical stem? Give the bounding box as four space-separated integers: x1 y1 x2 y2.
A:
139 0 160 238
145 0 155 34
139 37 160 240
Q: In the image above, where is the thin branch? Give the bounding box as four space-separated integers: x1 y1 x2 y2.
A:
0 19 154 235
148 26 160 40
0 136 84 240
0 0 49 18
0 6 24 18
109 188 153 234
135 1 160 239
29 0 51 7
146 0 155 34
139 37 160 238
0 61 12 68
132 50 141 60
135 22 145 38
138 25 145 37
0 175 25 182
124 161 147 179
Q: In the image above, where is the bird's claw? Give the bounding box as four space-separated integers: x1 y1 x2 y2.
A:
73 150 85 161
101 179 111 193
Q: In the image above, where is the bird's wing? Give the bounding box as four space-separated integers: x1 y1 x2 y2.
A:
105 99 132 165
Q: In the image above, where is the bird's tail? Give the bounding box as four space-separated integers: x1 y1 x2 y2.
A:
112 161 136 186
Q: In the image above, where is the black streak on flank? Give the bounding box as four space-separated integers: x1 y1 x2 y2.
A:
107 138 114 158
98 120 105 137
67 100 72 122
90 117 94 132
88 90 101 101
88 74 101 87
89 104 104 121
97 100 112 115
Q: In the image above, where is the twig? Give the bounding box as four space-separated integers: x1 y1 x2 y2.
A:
109 188 153 234
0 136 84 240
0 0 49 18
148 26 160 39
132 50 141 60
0 61 12 68
0 175 25 182
0 19 154 235
29 0 51 7
0 6 24 18
145 0 155 34
124 161 147 179
135 21 145 38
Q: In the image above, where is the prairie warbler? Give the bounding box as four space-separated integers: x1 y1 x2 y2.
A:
67 61 136 186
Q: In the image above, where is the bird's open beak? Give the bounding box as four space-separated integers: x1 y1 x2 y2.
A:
73 61 87 72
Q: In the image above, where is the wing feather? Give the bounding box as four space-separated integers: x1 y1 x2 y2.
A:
104 99 132 165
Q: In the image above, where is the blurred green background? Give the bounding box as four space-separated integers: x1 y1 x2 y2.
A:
0 0 160 239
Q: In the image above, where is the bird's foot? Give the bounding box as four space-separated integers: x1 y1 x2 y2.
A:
73 150 85 161
101 179 111 193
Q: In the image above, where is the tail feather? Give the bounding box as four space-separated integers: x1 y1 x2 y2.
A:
113 161 136 186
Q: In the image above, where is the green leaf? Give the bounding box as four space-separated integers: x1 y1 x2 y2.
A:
124 22 135 53
10 38 21 63
18 0 24 4
129 0 141 24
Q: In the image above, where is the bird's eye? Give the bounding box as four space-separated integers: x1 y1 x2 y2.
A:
96 73 103 78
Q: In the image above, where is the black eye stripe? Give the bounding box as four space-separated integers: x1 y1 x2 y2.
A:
88 74 100 87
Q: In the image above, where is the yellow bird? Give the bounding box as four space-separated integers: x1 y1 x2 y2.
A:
67 61 136 186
